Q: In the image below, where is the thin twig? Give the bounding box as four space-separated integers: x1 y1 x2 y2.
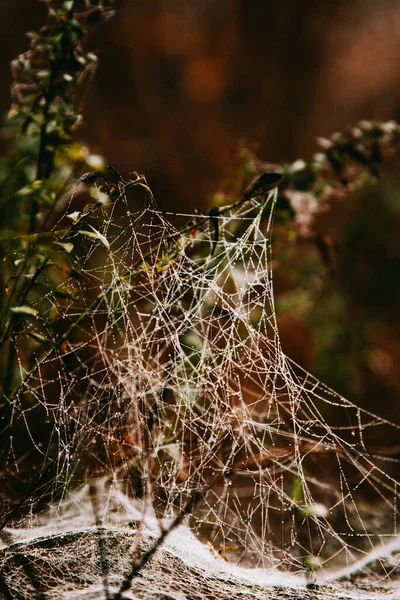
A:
89 483 110 600
112 475 217 600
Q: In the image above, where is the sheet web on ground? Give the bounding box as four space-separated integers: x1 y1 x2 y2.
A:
1 184 399 599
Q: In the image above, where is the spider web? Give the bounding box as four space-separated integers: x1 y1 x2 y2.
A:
1 182 400 599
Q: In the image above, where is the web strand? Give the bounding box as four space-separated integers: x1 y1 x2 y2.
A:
1 187 399 598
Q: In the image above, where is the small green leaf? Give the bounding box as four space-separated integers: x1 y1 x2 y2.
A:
17 186 33 197
67 211 81 224
78 230 98 240
35 282 76 300
26 31 40 41
10 305 38 317
54 242 74 254
37 70 50 80
17 180 44 197
27 331 52 345
79 226 110 250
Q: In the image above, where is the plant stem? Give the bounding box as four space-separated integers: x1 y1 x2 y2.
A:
29 62 57 234
112 466 234 600
3 342 16 399
0 202 103 351
113 487 204 600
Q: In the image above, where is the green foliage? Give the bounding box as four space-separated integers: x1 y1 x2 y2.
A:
0 1 116 402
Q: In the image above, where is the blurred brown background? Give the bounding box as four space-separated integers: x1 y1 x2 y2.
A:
1 0 400 422
3 1 400 206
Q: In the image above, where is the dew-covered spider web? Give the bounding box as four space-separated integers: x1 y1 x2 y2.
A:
1 180 400 599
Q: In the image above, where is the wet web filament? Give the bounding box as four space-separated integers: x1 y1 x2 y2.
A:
1 185 400 599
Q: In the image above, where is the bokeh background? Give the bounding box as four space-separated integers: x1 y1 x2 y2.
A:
1 0 400 426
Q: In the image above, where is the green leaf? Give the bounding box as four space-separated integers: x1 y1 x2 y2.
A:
37 70 50 80
34 282 76 300
17 180 44 197
27 331 53 345
0 230 61 243
40 190 56 208
10 305 38 317
67 211 81 224
26 31 40 41
79 226 110 250
54 242 74 254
